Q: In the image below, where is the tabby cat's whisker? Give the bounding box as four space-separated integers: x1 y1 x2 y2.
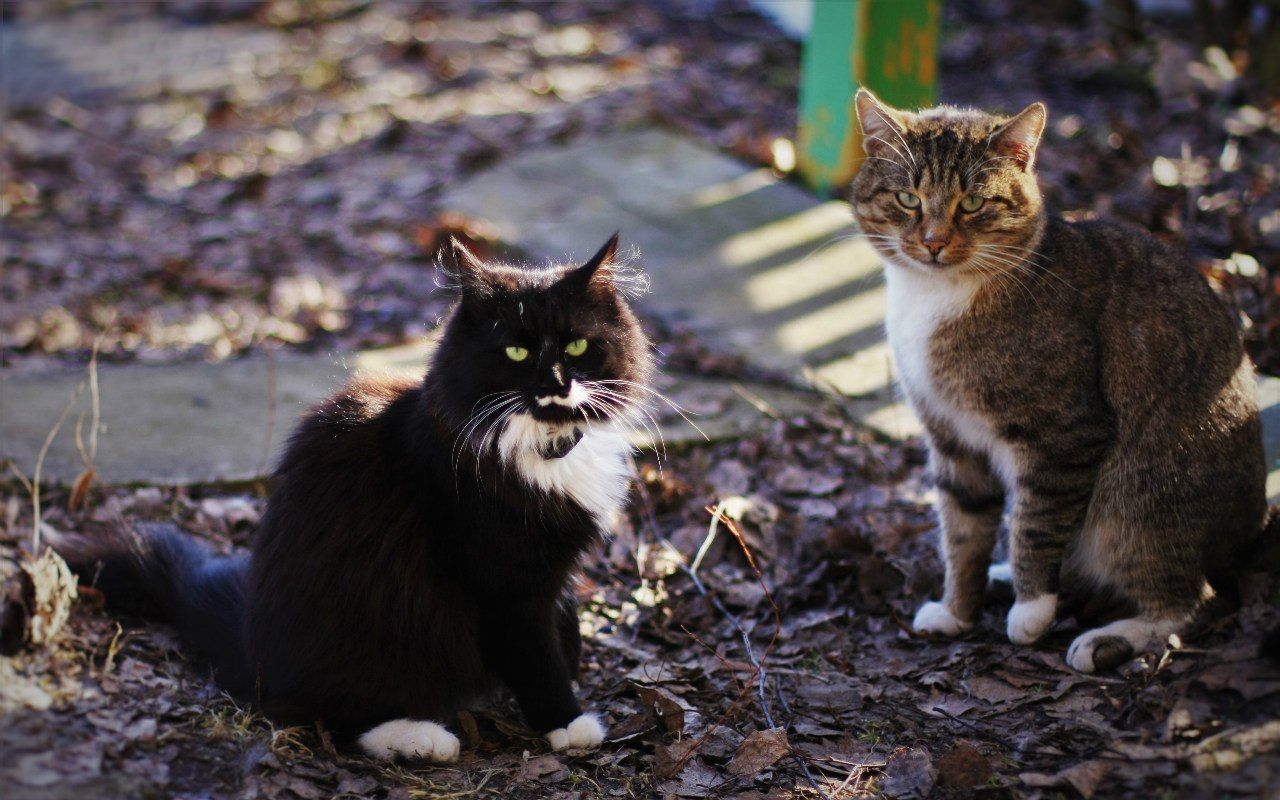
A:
864 135 915 172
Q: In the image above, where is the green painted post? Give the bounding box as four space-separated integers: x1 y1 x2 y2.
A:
797 0 941 193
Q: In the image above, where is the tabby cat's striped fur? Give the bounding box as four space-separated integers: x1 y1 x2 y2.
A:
851 90 1270 672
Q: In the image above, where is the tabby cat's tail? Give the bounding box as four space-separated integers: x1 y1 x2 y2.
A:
50 523 253 694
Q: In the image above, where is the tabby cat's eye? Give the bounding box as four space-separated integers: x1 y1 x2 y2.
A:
505 346 529 362
959 194 985 213
565 338 588 357
896 191 921 209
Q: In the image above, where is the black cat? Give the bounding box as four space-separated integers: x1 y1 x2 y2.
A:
57 234 654 761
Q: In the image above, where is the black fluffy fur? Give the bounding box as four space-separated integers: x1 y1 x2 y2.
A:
57 234 653 744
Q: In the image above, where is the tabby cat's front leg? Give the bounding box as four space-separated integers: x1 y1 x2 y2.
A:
1005 459 1094 644
913 445 1004 636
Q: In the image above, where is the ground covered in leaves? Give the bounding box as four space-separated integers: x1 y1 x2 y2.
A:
5 408 1280 799
5 1 1280 798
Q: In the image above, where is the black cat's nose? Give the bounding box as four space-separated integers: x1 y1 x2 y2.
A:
538 364 569 397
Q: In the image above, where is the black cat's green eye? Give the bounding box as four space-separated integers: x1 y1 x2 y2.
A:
565 338 588 357
959 194 985 213
896 191 921 209
505 346 529 362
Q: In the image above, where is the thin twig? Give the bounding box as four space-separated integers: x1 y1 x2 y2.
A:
30 338 104 545
31 379 87 550
255 337 279 479
70 338 105 511
7 462 35 496
87 338 101 462
704 510 832 799
629 461 831 799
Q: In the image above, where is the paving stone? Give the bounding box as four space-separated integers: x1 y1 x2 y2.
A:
0 11 284 108
0 344 819 486
1 356 346 486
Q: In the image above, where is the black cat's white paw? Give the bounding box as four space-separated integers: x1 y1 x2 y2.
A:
358 719 460 762
546 712 605 752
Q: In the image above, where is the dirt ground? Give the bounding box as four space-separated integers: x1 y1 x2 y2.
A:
4 1 1280 799
5 410 1280 799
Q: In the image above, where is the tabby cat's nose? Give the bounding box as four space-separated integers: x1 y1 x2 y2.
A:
922 230 951 261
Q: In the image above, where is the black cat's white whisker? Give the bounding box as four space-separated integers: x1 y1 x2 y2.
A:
595 379 708 442
582 387 667 460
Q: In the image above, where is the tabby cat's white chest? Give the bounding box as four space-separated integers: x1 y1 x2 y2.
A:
883 265 979 404
883 264 1016 483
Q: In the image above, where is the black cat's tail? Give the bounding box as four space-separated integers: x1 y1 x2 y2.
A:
50 522 253 695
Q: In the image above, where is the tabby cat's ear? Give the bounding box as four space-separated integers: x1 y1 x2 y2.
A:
558 232 620 296
990 103 1047 171
855 88 909 159
447 237 489 298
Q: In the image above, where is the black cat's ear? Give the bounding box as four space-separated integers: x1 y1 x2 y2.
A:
558 232 620 296
989 102 1047 171
855 88 910 159
445 237 489 298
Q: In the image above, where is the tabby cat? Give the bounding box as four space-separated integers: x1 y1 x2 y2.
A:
56 234 653 759
850 89 1271 672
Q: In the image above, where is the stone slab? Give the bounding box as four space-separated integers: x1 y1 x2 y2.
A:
1 356 347 486
0 12 285 109
0 343 821 486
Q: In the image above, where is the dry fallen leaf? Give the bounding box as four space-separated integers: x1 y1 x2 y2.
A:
881 747 937 800
517 754 567 783
935 742 993 791
655 738 701 780
9 548 79 650
1021 759 1110 799
726 727 790 777
68 467 95 512
636 684 692 735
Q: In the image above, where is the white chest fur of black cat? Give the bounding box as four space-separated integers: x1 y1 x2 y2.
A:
497 414 632 530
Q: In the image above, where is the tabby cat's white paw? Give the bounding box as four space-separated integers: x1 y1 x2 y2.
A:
1067 617 1171 673
1006 594 1057 644
987 562 1013 584
912 601 972 637
358 719 460 763
547 712 605 752
1066 630 1103 673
